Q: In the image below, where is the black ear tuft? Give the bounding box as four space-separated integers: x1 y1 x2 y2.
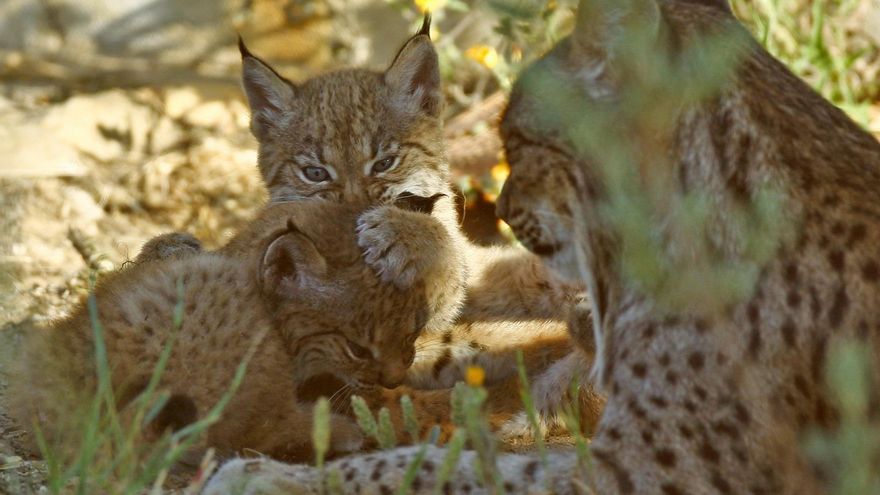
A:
394 192 446 214
418 13 432 38
238 35 252 58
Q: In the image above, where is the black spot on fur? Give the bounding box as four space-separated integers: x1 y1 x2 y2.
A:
786 290 801 309
781 319 797 347
847 223 867 247
712 472 734 494
828 286 849 328
699 441 721 464
153 394 197 434
593 449 635 494
688 352 705 370
658 353 671 367
862 261 880 282
661 483 684 495
655 449 676 468
733 401 751 425
631 362 647 378
649 396 668 408
828 250 845 272
608 427 622 440
678 424 693 439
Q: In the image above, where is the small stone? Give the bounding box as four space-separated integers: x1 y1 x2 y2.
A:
164 86 202 119
185 101 235 130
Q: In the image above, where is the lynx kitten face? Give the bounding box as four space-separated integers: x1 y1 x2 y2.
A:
238 23 450 207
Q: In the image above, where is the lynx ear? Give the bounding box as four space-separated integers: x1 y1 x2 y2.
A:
239 37 296 140
573 0 661 54
260 221 328 299
384 15 442 117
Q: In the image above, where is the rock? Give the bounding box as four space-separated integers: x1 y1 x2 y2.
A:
150 115 187 154
164 86 202 120
61 186 105 232
41 89 186 162
0 106 86 178
184 100 236 131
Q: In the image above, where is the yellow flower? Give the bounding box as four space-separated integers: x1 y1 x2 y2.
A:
465 45 500 69
490 161 510 183
414 0 446 13
465 365 485 387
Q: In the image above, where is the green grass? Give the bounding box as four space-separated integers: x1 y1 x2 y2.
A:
35 277 258 494
732 0 878 124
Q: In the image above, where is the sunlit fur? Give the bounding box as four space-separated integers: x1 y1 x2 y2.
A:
233 26 594 424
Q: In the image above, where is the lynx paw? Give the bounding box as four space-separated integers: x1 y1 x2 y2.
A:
356 206 444 289
135 232 202 263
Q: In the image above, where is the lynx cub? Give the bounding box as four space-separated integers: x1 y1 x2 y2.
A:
11 200 436 461
143 16 593 420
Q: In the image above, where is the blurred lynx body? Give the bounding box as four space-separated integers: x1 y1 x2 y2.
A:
496 0 880 492
11 201 437 462
204 0 880 493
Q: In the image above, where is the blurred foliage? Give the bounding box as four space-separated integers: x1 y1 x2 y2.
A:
731 0 880 122
805 341 880 495
38 279 258 494
381 0 880 241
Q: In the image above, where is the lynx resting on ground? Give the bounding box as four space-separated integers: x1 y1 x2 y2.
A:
11 200 443 462
203 0 880 492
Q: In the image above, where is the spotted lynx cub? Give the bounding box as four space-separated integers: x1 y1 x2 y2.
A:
11 200 438 461
231 17 580 331
144 17 592 419
204 0 880 492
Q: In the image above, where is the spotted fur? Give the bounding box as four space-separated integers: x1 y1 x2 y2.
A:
10 201 442 463
497 0 880 492
201 0 880 492
142 18 590 421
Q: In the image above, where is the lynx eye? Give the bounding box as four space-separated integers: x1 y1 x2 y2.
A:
303 166 330 183
370 156 397 175
346 339 373 361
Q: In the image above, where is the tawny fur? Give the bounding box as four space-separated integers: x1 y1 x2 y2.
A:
143 20 595 422
10 201 437 462
203 0 880 492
